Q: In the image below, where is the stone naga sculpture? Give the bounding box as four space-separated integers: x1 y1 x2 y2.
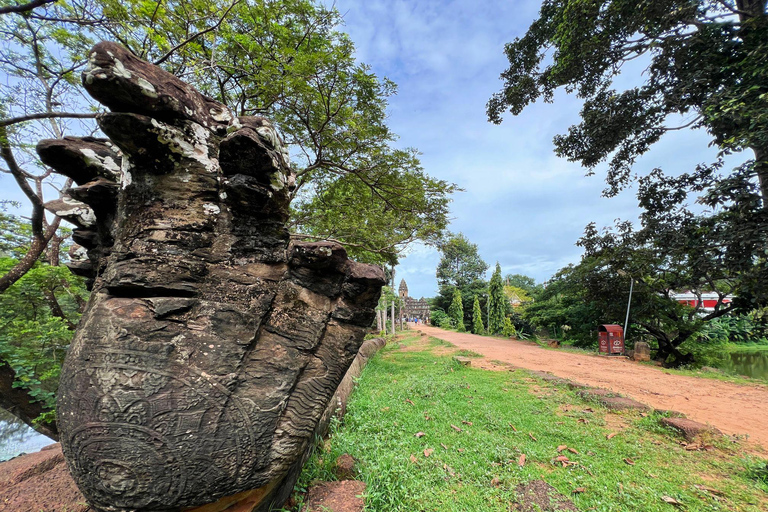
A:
38 42 385 511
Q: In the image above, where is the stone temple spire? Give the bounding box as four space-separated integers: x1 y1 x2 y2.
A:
399 279 408 298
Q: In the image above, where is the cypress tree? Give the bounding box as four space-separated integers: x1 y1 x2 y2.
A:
472 295 485 334
448 288 465 332
488 263 506 334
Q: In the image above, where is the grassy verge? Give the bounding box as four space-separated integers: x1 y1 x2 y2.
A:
293 333 768 511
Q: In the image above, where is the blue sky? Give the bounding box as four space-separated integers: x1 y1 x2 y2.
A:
329 0 732 299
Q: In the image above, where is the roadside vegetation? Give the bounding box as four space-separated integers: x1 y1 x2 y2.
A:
293 333 768 511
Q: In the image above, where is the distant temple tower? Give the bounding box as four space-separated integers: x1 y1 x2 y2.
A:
398 279 430 323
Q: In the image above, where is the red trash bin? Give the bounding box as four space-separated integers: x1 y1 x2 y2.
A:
598 324 624 355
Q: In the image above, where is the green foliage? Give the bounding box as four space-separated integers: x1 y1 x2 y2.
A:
488 263 506 335
504 273 542 295
0 258 87 420
435 233 488 289
488 0 768 199
1 0 456 266
503 284 531 306
471 295 484 335
0 213 33 260
502 316 516 338
447 288 464 331
699 314 768 345
430 309 452 330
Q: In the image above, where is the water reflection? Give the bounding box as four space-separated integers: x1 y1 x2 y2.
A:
0 408 54 462
719 349 768 381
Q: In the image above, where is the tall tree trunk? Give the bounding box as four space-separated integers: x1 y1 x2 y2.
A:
391 300 395 334
382 307 387 335
0 359 58 440
376 309 382 332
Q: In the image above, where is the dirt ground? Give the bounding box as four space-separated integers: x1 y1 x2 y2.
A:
413 323 768 452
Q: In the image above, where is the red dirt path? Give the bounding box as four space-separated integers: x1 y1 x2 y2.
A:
414 323 768 451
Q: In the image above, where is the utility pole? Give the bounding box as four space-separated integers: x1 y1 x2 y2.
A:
624 278 634 338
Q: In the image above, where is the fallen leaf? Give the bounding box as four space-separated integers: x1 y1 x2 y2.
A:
461 420 473 426
443 464 456 476
440 443 448 450
415 432 425 438
405 398 415 405
491 477 501 487
694 484 724 496
502 388 509 392
381 407 390 412
457 448 465 453
568 447 579 454
640 412 648 417
684 443 700 451
409 454 418 464
424 414 432 421
424 448 434 457
661 496 682 506
518 454 526 466
618 483 624 493
583 408 594 413
556 421 565 425
623 458 635 465
555 455 570 463
528 432 538 442
450 424 462 432
572 487 586 494
557 445 568 452
509 423 518 432
607 432 617 440
577 418 589 424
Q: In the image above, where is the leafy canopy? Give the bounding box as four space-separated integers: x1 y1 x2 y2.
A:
436 233 488 289
1 0 457 265
488 0 768 198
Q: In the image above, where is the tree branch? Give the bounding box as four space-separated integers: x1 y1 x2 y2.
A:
154 0 241 66
0 0 56 15
0 111 98 128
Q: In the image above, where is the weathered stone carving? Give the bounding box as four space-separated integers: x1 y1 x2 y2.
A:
40 42 385 512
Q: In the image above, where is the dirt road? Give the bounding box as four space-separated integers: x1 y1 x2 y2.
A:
415 323 768 451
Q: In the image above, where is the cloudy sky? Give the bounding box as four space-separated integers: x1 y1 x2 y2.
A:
328 0 731 299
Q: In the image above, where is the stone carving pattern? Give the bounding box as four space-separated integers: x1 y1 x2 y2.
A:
40 42 384 511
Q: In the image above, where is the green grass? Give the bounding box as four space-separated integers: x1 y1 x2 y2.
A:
454 349 484 358
293 334 768 512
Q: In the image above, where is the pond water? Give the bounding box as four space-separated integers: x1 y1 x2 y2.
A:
0 408 54 462
719 348 768 381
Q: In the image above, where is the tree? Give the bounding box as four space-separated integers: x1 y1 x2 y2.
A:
504 274 540 295
448 288 465 332
436 233 488 288
502 317 516 338
488 1 768 200
0 0 455 428
0 217 87 437
488 263 506 335
472 295 485 334
1 0 455 267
